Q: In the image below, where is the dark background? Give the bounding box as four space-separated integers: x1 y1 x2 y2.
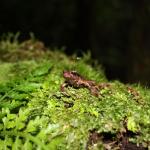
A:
0 0 150 86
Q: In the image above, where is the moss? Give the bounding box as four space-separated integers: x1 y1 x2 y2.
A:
0 36 150 149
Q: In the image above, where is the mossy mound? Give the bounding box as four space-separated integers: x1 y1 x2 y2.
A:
0 37 150 150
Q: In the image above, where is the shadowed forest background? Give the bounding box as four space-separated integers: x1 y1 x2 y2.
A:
0 0 150 86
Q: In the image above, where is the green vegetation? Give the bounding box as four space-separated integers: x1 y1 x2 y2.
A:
0 36 150 150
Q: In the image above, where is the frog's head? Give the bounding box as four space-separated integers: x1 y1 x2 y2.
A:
63 71 79 79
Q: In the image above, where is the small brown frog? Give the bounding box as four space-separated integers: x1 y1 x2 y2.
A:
61 71 110 96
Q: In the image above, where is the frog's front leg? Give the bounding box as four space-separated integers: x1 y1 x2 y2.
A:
60 82 68 92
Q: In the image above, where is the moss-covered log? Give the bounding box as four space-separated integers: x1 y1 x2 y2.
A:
0 37 149 150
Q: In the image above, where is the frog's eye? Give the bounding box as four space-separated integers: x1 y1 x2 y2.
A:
71 71 79 76
71 71 77 74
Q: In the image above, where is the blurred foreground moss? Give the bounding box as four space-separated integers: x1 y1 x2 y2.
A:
0 36 150 150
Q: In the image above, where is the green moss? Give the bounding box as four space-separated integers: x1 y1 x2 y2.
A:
0 36 150 149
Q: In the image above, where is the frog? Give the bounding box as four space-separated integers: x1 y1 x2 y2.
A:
61 71 110 96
